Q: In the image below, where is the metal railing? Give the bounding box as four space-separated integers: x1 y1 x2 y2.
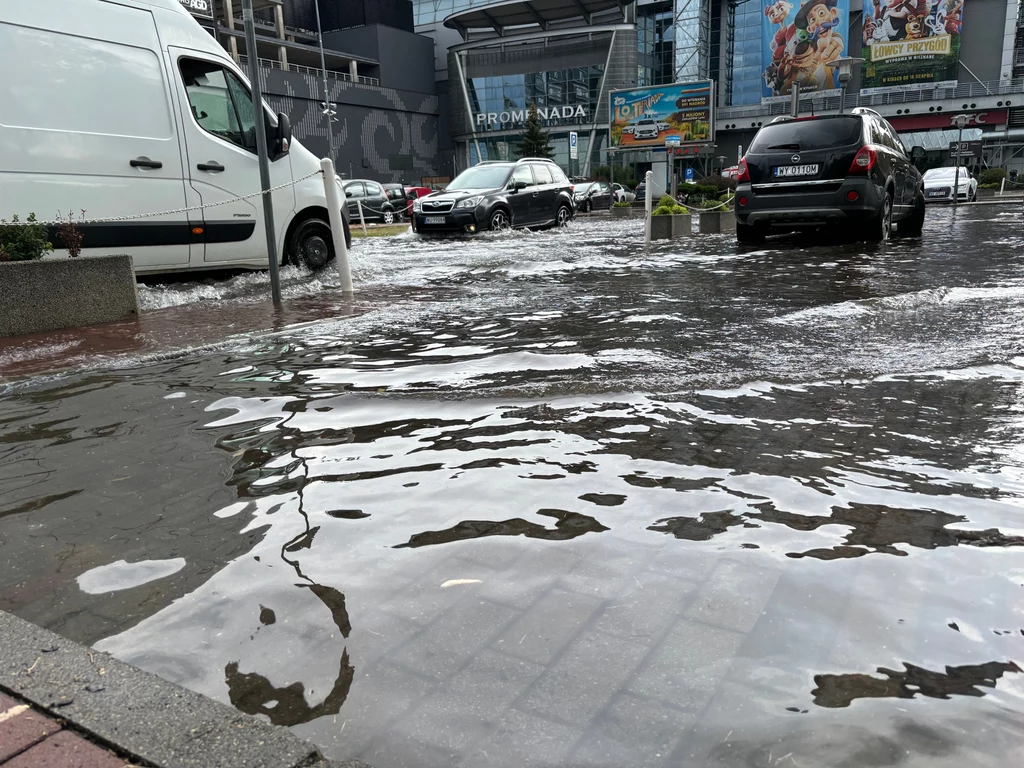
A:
238 55 381 86
719 77 1024 121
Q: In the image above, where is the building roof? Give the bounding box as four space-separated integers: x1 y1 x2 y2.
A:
443 0 628 37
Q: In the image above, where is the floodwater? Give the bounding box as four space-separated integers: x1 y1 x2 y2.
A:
2 207 1024 767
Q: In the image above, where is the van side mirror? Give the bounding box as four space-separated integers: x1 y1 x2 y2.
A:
272 113 292 160
910 145 926 161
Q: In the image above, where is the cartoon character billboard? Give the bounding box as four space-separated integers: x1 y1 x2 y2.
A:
610 81 714 148
861 0 965 94
761 0 849 102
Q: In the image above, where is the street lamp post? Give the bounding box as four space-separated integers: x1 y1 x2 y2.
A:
951 114 971 208
832 57 864 113
313 0 338 162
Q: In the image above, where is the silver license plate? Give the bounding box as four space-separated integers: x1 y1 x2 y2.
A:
927 190 945 196
774 164 819 177
423 216 446 224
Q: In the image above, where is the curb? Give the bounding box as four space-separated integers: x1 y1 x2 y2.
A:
0 611 368 768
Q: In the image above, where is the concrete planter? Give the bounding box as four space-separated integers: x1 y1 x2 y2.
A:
611 206 635 218
0 255 139 338
698 209 736 234
651 214 690 240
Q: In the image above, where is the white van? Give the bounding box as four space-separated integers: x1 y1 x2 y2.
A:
0 0 349 274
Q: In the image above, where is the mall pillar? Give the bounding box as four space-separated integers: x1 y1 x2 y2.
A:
350 60 359 82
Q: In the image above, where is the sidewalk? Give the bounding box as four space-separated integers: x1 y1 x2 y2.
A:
0 612 366 768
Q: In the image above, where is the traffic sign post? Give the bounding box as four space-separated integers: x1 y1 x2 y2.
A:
569 131 578 179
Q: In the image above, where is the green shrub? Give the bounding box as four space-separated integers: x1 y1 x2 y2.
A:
613 201 632 208
653 195 686 216
678 182 698 195
697 174 737 192
718 191 732 201
978 168 1007 185
699 198 726 210
0 214 53 262
978 182 1000 190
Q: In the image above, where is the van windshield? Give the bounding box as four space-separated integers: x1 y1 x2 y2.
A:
749 117 862 153
448 165 513 191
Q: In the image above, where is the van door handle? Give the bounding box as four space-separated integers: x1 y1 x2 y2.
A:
197 162 225 173
130 157 162 169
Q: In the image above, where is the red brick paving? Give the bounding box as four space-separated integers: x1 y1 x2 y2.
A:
0 697 130 767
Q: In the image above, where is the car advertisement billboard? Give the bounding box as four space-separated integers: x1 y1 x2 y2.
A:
861 0 965 94
610 81 713 148
760 0 849 102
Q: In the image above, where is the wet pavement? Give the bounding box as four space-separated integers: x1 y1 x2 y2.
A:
2 206 1024 767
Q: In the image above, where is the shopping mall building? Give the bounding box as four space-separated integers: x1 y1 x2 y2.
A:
179 0 1024 182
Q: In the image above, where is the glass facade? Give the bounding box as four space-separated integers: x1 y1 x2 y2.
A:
468 132 606 171
725 0 761 106
466 65 604 132
414 0 495 25
638 3 676 86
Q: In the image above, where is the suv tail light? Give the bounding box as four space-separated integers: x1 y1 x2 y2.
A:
849 145 879 175
736 157 750 183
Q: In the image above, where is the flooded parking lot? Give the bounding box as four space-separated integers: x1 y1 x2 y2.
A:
2 206 1024 766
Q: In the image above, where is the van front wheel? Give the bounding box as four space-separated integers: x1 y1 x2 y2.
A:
287 217 334 271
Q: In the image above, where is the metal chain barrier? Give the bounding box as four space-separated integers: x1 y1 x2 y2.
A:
642 180 735 213
0 170 325 227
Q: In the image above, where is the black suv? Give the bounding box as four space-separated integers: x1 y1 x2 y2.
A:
343 179 399 224
735 108 925 243
412 158 575 234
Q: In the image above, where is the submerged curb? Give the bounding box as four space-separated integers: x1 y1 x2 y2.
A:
0 611 368 768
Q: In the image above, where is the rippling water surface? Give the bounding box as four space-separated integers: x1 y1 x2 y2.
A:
2 207 1024 767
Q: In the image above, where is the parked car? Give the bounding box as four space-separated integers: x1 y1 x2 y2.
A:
922 167 978 203
734 107 925 244
722 166 740 180
383 184 410 220
403 186 434 218
0 0 351 274
574 181 613 212
633 181 650 202
343 180 400 224
612 183 636 203
633 117 661 141
412 158 574 234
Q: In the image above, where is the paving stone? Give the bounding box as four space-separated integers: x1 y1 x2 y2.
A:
517 629 650 725
569 692 697 768
592 573 698 644
493 587 603 665
463 708 582 768
476 545 587 610
646 547 719 584
682 560 781 634
0 706 63 763
627 619 744 711
4 731 128 768
396 649 546 754
388 598 519 680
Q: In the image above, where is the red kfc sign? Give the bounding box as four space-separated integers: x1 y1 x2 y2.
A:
888 110 1008 132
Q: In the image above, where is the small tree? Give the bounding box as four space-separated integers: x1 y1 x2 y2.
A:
518 103 553 160
0 214 53 262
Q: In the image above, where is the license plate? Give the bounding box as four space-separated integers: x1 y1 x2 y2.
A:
774 164 819 177
423 216 446 224
927 190 945 197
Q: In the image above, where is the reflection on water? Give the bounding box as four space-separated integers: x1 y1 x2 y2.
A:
2 209 1024 766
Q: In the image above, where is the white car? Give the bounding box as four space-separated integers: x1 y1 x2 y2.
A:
612 183 635 203
632 117 661 141
922 167 978 203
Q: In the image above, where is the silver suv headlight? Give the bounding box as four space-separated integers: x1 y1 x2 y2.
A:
456 196 484 209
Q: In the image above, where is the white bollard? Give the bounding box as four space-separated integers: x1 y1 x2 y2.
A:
644 169 654 245
320 158 353 295
999 177 1006 196
357 200 368 237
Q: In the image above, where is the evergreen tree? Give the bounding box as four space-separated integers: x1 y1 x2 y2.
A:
518 103 553 159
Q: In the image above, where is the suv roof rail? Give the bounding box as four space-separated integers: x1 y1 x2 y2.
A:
849 107 883 118
769 116 794 124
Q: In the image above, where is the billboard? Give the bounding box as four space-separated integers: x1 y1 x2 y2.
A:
861 0 965 94
761 0 850 102
610 81 713 148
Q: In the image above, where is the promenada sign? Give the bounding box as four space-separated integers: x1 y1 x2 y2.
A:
761 0 849 102
609 81 713 148
475 105 587 128
861 0 965 94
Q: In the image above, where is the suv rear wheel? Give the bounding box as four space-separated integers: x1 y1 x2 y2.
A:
899 191 925 237
556 205 572 227
867 189 893 242
736 220 765 244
